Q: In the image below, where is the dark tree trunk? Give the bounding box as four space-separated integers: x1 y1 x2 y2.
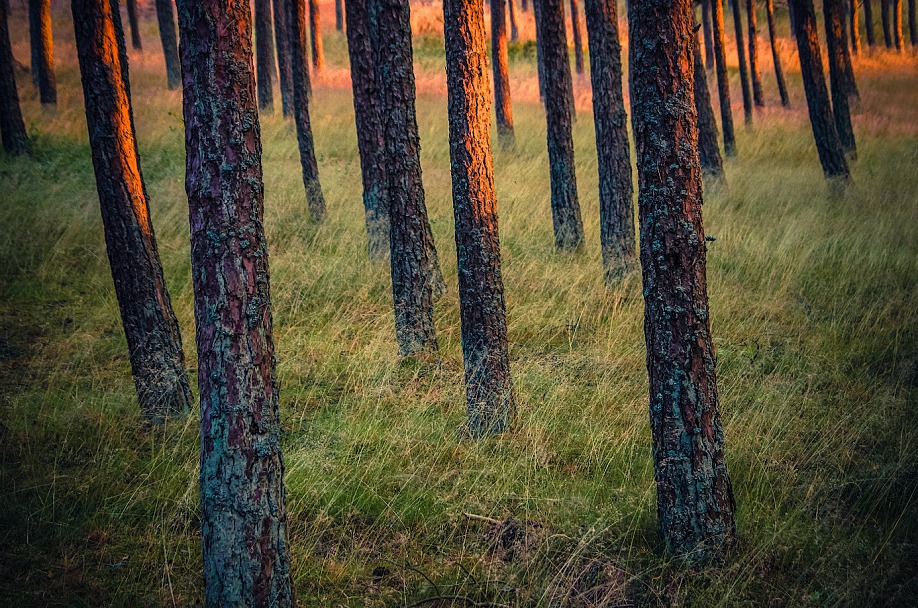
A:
789 0 797 35
864 0 876 46
584 0 634 280
254 0 276 112
533 0 546 102
832 0 861 102
491 0 515 145
893 0 903 48
910 0 917 44
288 0 326 220
570 0 585 74
765 0 790 106
711 0 737 154
523 0 529 11
746 0 765 106
702 0 716 68
28 0 55 105
824 0 857 155
336 0 344 30
72 0 191 421
443 0 515 439
176 0 294 604
882 0 894 46
126 0 142 50
155 0 180 89
627 0 736 562
274 0 294 116
345 0 390 259
850 0 861 53
0 0 28 155
367 0 443 355
508 0 519 41
694 30 725 179
536 0 584 251
791 0 850 179
730 0 754 124
310 0 325 70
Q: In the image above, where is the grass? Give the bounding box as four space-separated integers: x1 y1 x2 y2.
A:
1 4 917 607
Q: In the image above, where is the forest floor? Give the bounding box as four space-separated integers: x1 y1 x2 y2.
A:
1 5 917 608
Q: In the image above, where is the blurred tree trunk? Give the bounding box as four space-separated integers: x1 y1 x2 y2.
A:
746 0 765 106
508 0 519 41
864 0 876 46
882 0 893 46
310 0 325 70
254 0 276 111
711 0 737 154
910 0 917 45
765 0 790 106
336 0 344 30
824 0 857 155
71 0 192 421
627 0 736 563
850 0 860 53
443 0 515 439
154 0 180 89
702 0 716 69
28 0 55 105
126 0 142 49
535 0 583 251
570 0 584 74
694 29 725 179
274 0 295 116
522 0 529 11
0 0 28 155
584 0 634 280
892 0 903 48
730 0 754 124
344 0 390 258
491 0 515 145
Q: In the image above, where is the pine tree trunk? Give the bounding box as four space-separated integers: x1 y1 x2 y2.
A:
824 0 857 156
443 0 515 439
125 0 142 49
882 0 893 46
0 0 28 155
765 0 790 106
627 0 736 562
491 0 515 145
850 0 861 54
28 0 55 105
310 0 325 70
730 0 754 124
288 0 326 220
694 29 725 179
584 0 634 280
702 0 716 69
746 0 765 106
892 0 903 48
523 0 529 11
909 0 917 45
536 0 583 251
864 0 876 46
72 0 192 421
274 0 295 116
533 0 545 102
345 0 391 259
254 0 276 112
791 0 850 179
711 0 737 155
508 0 519 41
367 0 443 355
155 0 180 89
176 0 294 604
832 0 861 102
336 0 344 30
570 0 585 75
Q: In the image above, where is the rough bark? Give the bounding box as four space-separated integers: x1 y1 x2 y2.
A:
28 0 55 105
491 0 515 145
367 0 443 355
443 0 515 439
850 0 861 53
702 0 716 68
534 0 545 102
765 0 790 106
711 0 736 155
336 0 344 30
254 0 276 111
584 0 634 280
508 0 519 41
746 0 765 106
627 0 736 562
126 0 142 49
882 0 893 46
309 0 325 70
791 0 850 179
730 0 754 124
288 0 326 220
0 0 28 155
570 0 585 74
536 0 584 251
893 0 903 48
176 0 294 604
155 0 180 89
72 0 192 421
824 0 857 155
864 0 876 46
344 0 390 258
274 0 294 116
694 30 725 179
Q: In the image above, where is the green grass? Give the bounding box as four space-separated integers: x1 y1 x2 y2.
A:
1 7 917 608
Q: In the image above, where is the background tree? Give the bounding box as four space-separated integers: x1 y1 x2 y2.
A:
176 0 294 604
627 0 736 562
28 0 55 105
336 0 344 30
255 0 276 112
850 0 861 53
825 0 857 156
310 0 325 70
491 0 515 145
155 0 180 89
730 0 754 124
126 0 142 50
765 0 790 106
1 1 29 155
71 0 191 421
508 0 519 41
910 0 917 44
882 0 893 47
443 0 515 439
747 0 765 107
711 0 737 155
702 0 716 68
893 0 903 48
570 0 585 75
274 0 295 116
584 0 634 280
864 0 876 46
694 29 725 179
536 0 583 251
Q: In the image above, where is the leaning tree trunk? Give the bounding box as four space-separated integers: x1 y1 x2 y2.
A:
864 0 876 46
765 0 790 106
570 0 585 74
791 0 850 179
824 0 857 156
730 0 754 124
694 29 725 179
28 0 55 105
702 0 716 68
536 0 584 251
584 0 634 280
882 0 894 46
254 0 276 112
176 0 294 605
533 0 546 102
345 0 391 259
72 0 191 421
627 0 736 563
508 0 519 41
155 0 180 89
274 0 295 116
491 0 515 145
711 0 737 154
0 0 28 155
443 0 515 439
336 0 344 30
892 0 903 48
126 0 142 49
310 0 325 70
746 0 765 106
850 0 861 54
367 0 443 355
288 0 326 220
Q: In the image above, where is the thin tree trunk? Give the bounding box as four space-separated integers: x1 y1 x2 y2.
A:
825 0 857 155
850 0 861 53
443 0 515 439
491 0 515 145
367 0 443 355
584 0 634 280
126 0 142 50
534 0 545 102
536 0 583 251
0 0 28 155
865 0 876 46
702 0 716 69
255 0 276 112
72 0 192 421
882 0 894 46
274 0 295 116
154 0 180 89
310 0 325 70
791 0 850 179
694 28 725 179
765 0 790 106
176 0 294 604
627 0 736 563
893 0 903 48
747 0 765 106
910 0 917 44
570 0 585 75
730 0 754 124
711 0 737 155
28 0 55 105
336 0 344 30
508 0 519 41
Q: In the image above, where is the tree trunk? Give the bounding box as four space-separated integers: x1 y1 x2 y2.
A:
533 0 545 102
850 0 861 53
126 0 142 49
746 0 765 106
28 0 55 105
310 0 325 70
893 0 903 48
443 0 515 439
0 0 28 155
791 0 850 179
176 0 294 605
910 0 917 45
694 29 725 179
882 0 893 46
584 0 634 280
254 0 276 112
730 0 754 124
711 0 737 155
508 0 519 41
570 0 585 74
824 0 857 155
367 0 443 355
702 0 716 69
864 0 876 46
627 0 736 563
765 0 790 106
345 0 391 259
336 0 344 30
274 0 295 116
155 0 180 89
72 0 192 421
523 0 529 11
491 0 515 145
536 0 583 251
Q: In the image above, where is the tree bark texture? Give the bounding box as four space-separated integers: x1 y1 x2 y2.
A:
72 0 192 421
893 0 903 48
850 0 861 53
310 0 325 70
274 0 294 116
28 0 55 105
730 0 754 124
702 0 716 68
746 0 765 106
765 0 790 106
255 0 276 112
824 0 857 155
533 0 545 102
126 0 142 49
491 0 515 145
864 0 876 46
336 0 344 30
627 0 736 562
694 30 725 179
570 0 585 74
710 0 736 155
155 0 180 89
175 0 294 605
0 0 28 155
